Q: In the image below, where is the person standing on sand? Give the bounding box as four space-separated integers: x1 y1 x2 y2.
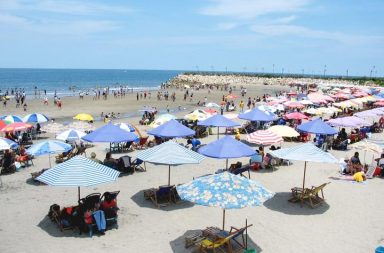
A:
136 92 139 101
239 100 244 112
23 103 27 111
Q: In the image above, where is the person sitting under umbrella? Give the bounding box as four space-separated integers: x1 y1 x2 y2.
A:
2 149 16 174
186 138 201 151
90 152 102 164
103 152 118 168
347 152 363 175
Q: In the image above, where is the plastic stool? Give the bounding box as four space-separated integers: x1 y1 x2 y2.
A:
376 246 384 253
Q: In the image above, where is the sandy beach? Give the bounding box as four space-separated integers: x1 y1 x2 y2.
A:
0 81 383 253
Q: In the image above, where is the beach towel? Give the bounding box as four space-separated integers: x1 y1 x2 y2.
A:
93 210 106 231
329 176 367 184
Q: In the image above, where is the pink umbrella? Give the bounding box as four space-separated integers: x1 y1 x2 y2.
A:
1 122 33 132
204 108 218 115
332 92 349 100
352 91 368 98
374 101 384 106
285 112 309 120
246 130 283 145
284 101 305 109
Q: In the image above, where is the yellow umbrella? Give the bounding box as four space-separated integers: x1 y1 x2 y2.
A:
73 113 94 121
268 125 299 138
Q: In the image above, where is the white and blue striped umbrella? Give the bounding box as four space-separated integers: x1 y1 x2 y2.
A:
115 123 135 132
1 115 23 124
26 140 72 156
0 137 18 150
56 129 86 141
36 156 120 199
23 113 49 123
137 140 205 185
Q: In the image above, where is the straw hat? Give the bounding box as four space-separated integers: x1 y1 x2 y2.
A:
90 152 96 158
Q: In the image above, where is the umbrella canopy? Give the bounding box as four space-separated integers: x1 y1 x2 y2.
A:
197 114 240 128
115 122 135 132
246 130 283 145
36 156 120 200
0 120 5 130
299 100 313 105
23 113 49 123
56 129 86 141
136 140 205 185
147 119 195 138
149 113 177 128
184 110 210 121
284 101 305 109
41 122 67 134
82 123 139 143
354 110 381 118
268 125 300 137
374 101 384 106
327 116 371 128
297 118 338 135
27 140 72 156
1 115 23 124
0 122 33 132
270 143 338 189
238 108 277 122
285 112 308 120
205 102 220 108
176 172 274 229
198 135 255 161
0 137 19 150
303 108 318 115
350 140 383 154
68 121 96 132
73 113 94 121
223 113 239 120
204 108 218 115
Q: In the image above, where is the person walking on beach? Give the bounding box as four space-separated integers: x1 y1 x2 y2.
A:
23 103 27 111
166 105 170 113
239 100 244 113
136 92 139 101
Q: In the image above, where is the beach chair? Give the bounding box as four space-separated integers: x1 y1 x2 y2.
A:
132 158 145 172
31 168 49 184
195 228 239 253
290 183 329 208
78 193 101 210
230 165 251 179
143 185 174 208
135 136 149 150
48 204 75 232
100 191 120 228
117 155 134 173
366 162 377 179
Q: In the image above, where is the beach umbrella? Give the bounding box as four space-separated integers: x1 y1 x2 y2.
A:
41 122 67 134
283 101 305 109
115 122 135 132
56 129 86 142
270 143 338 191
258 105 277 113
297 118 338 135
284 112 308 120
82 123 139 143
350 140 383 164
136 141 205 185
68 121 96 132
327 116 371 128
184 110 210 121
203 108 218 115
268 125 299 138
149 113 177 128
147 119 195 138
36 156 120 201
23 113 49 123
0 122 33 132
374 101 384 106
1 115 23 124
238 108 277 122
197 114 240 139
26 140 72 167
303 108 318 115
246 130 283 145
0 120 5 130
198 135 255 169
205 102 220 108
299 100 313 105
226 94 237 100
73 113 94 122
176 172 274 229
0 137 18 150
354 110 381 118
223 113 239 120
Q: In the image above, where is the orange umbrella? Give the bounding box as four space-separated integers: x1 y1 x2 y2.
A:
0 120 6 131
1 122 33 132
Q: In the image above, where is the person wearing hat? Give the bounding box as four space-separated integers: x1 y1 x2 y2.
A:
90 152 102 164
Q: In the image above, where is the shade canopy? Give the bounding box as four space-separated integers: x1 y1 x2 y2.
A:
115 123 135 132
82 123 139 143
238 108 277 122
0 137 19 150
197 114 240 128
147 119 195 138
198 135 255 159
284 112 308 120
23 113 49 123
268 125 299 137
36 156 120 187
270 143 338 163
149 114 177 128
176 172 274 209
297 118 338 135
73 113 94 121
327 116 371 128
246 130 283 145
0 122 33 132
1 115 23 124
56 129 86 141
205 102 221 108
26 140 72 156
137 140 205 165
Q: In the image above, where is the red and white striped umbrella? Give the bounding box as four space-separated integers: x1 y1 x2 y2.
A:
246 130 283 145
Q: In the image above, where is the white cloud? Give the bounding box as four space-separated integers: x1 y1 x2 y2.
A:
217 22 238 30
201 0 311 19
274 15 297 24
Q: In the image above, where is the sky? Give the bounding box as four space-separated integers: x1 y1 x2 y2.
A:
0 0 383 77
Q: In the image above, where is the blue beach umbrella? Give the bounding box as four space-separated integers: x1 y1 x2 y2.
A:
197 114 240 139
23 113 49 123
56 129 86 142
1 115 23 124
0 137 18 150
147 119 195 138
176 172 274 229
82 123 139 143
198 135 256 169
36 156 120 200
297 118 338 135
238 108 277 122
137 140 205 185
26 140 72 167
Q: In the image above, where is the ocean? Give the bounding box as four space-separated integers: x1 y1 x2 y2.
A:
0 68 181 97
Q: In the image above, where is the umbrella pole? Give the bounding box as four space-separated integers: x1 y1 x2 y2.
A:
78 186 80 201
217 127 219 139
302 161 307 191
245 218 248 250
222 209 226 230
226 159 228 170
364 150 366 165
168 165 171 186
49 153 51 168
